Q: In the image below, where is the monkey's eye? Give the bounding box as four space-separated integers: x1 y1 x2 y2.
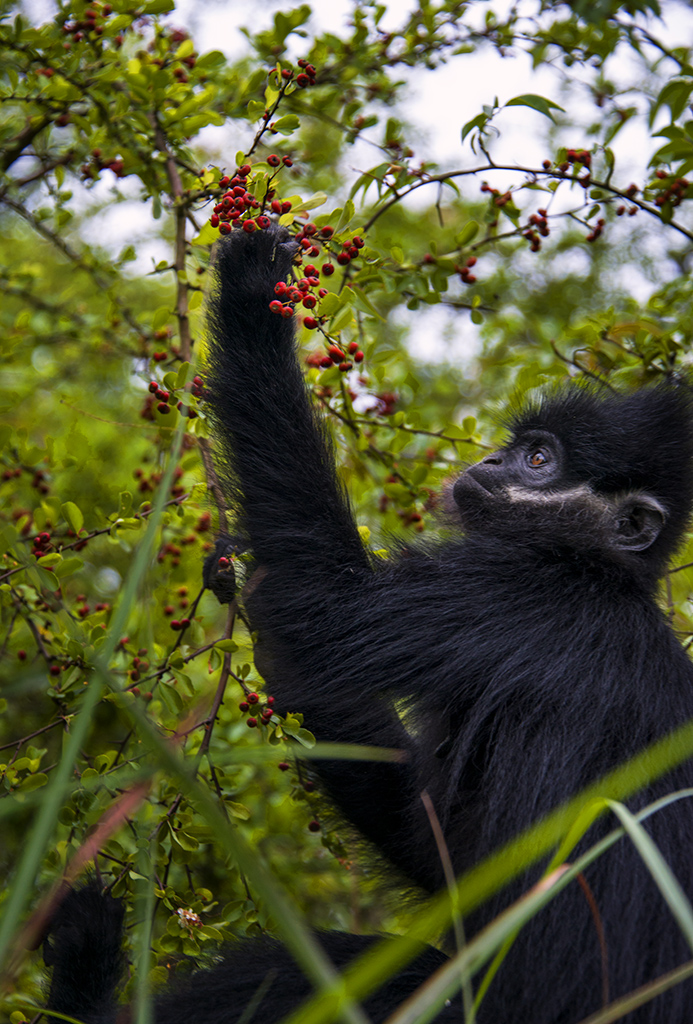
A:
528 450 548 467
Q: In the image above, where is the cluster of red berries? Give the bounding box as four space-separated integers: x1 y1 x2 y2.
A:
523 209 550 251
209 166 278 236
274 58 317 90
73 594 109 618
456 255 477 284
61 3 112 43
268 231 365 341
554 149 591 181
147 379 199 419
81 148 124 180
306 340 364 371
585 217 606 243
653 170 690 208
32 531 52 557
129 651 150 682
239 692 275 728
1 467 22 481
566 149 591 168
157 535 196 566
169 616 191 631
31 468 50 494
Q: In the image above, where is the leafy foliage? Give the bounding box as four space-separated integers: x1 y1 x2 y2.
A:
1 0 693 1020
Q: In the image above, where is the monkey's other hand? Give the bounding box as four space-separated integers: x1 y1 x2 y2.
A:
213 224 299 302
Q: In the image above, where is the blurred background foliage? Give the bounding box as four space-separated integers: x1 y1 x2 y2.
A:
2 0 693 1018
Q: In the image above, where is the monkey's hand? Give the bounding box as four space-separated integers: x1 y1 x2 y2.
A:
213 224 299 306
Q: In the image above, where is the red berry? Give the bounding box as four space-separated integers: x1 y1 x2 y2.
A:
17 650 26 660
269 300 283 313
281 305 294 318
271 199 283 213
354 351 364 363
282 156 293 167
242 220 257 233
348 341 359 354
267 154 281 167
238 164 251 175
210 214 220 228
338 361 353 372
278 761 290 771
219 223 231 235
304 317 318 329
148 380 158 393
337 253 350 265
170 619 181 630
328 345 343 362
302 295 317 309
281 201 292 213
466 256 477 267
304 264 318 276
247 717 258 728
308 820 321 832
296 73 310 87
256 216 271 229
180 618 191 628
157 401 170 414
321 264 335 276
239 701 250 712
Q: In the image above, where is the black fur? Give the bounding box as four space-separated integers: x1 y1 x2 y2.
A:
44 884 457 1023
44 883 125 1023
44 225 693 1021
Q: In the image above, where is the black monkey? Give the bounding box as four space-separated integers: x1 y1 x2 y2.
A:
204 226 693 1020
44 225 693 1022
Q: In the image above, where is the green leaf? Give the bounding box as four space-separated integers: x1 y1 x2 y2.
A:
228 802 251 820
191 222 219 247
295 728 316 748
456 221 479 246
61 501 83 534
18 773 48 793
53 557 84 578
152 306 170 331
175 39 195 60
172 829 200 851
143 0 175 12
461 112 489 142
505 94 565 122
272 114 300 135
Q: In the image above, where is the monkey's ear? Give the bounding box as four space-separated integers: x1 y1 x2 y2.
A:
613 494 666 552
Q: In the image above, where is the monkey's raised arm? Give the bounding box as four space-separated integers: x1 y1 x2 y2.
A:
205 228 437 885
205 226 369 574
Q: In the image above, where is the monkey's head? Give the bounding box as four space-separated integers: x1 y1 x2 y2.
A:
453 382 693 574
